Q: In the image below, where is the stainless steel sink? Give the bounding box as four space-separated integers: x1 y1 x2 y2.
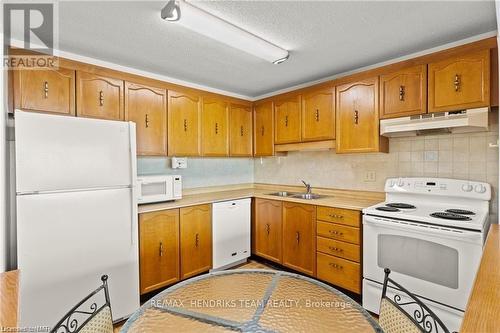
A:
291 193 325 200
267 191 299 197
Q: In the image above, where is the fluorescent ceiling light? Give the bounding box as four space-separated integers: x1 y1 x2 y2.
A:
161 0 289 64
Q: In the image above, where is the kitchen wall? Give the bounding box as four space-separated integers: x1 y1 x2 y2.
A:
138 157 254 189
254 111 499 223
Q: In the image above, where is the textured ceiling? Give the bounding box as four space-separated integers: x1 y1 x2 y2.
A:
51 1 498 98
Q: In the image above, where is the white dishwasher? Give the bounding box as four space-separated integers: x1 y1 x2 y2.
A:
212 198 251 270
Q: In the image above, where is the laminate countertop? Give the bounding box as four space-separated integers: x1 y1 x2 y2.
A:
461 224 500 333
138 183 385 213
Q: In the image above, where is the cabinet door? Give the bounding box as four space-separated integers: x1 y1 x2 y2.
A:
302 88 335 141
254 199 282 263
274 95 301 144
125 82 167 156
76 71 124 120
380 65 427 119
282 202 316 276
229 104 253 156
139 210 180 294
180 204 212 280
336 77 384 153
253 101 274 156
168 90 201 156
202 98 229 156
13 68 75 115
429 49 490 112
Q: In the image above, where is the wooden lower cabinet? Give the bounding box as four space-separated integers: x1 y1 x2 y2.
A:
317 253 361 294
315 206 362 294
139 210 180 294
253 199 282 263
282 202 316 276
180 205 212 279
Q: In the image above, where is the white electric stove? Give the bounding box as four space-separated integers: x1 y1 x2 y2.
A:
362 177 491 332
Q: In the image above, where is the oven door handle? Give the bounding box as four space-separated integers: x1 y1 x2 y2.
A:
363 215 482 241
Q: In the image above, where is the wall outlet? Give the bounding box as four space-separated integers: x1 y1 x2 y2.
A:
172 157 187 169
364 171 376 182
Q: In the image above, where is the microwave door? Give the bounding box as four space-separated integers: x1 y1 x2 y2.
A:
138 179 173 203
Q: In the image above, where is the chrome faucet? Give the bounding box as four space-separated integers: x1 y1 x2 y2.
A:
301 180 312 194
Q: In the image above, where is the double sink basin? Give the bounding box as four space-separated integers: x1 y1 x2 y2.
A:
267 191 327 200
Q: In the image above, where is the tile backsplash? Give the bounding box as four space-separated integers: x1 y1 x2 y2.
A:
254 119 499 222
138 157 254 189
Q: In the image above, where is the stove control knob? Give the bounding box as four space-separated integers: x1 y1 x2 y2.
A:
462 184 473 192
397 179 405 187
474 184 486 193
388 180 395 187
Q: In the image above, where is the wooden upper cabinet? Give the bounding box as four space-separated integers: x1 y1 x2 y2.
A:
253 199 282 264
380 65 427 119
429 49 490 112
201 98 229 156
180 205 212 280
168 90 201 156
301 88 335 141
336 77 387 153
282 202 316 276
139 209 180 294
253 101 274 156
76 71 124 120
13 68 75 115
229 104 253 156
125 82 167 156
274 95 302 144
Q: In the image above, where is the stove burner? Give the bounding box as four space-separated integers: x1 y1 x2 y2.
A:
376 206 400 212
445 209 475 215
430 212 472 221
386 203 416 209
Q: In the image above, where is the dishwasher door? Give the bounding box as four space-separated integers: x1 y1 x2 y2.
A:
212 198 251 270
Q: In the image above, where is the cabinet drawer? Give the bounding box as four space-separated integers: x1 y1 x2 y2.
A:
317 252 360 294
317 236 360 262
317 206 360 227
317 221 360 245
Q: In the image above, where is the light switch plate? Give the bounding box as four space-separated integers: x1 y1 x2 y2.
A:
364 171 376 182
172 157 187 169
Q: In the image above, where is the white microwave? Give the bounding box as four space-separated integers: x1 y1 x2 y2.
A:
137 175 182 204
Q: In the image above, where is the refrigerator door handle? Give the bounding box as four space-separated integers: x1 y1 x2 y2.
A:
129 122 138 245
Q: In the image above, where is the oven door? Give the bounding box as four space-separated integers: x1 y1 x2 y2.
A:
363 215 483 311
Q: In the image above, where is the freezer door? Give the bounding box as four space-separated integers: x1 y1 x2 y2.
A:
15 110 135 193
16 188 139 328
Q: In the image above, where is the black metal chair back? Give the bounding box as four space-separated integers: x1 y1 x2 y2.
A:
381 268 451 333
50 275 112 333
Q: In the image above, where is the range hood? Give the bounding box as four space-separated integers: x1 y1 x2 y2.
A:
380 107 489 137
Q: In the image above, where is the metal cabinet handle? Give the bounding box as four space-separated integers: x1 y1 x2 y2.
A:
99 90 104 106
195 233 199 248
296 231 300 244
240 125 244 136
454 74 460 92
329 263 344 270
285 115 289 127
328 230 344 236
328 246 344 253
145 114 150 128
215 122 219 134
183 119 188 132
43 81 49 99
399 85 405 101
354 110 359 124
159 241 163 257
328 214 344 219
315 109 320 121
261 126 265 136
266 223 270 235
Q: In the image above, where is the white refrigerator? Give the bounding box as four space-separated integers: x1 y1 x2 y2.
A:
15 110 140 328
